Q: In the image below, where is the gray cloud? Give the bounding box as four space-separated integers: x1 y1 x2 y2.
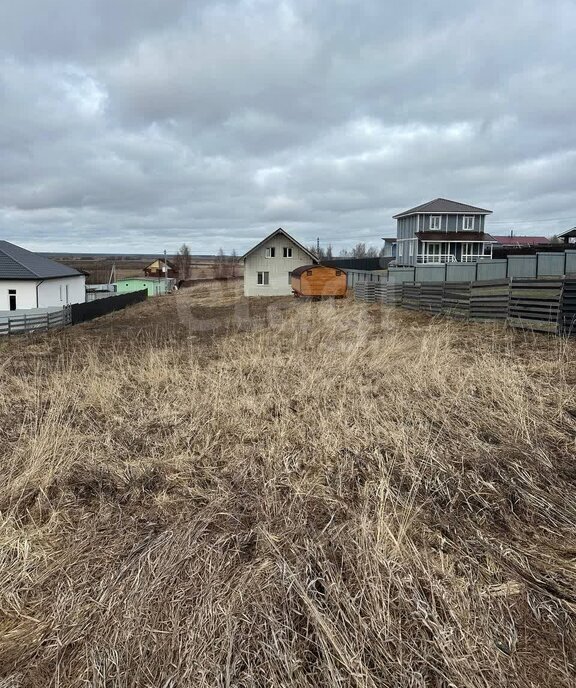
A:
0 0 575 254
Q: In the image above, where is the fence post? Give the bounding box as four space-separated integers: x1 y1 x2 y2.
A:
7 317 11 336
23 313 27 334
46 312 50 332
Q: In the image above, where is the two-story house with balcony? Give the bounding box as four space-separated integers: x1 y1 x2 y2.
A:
393 198 494 266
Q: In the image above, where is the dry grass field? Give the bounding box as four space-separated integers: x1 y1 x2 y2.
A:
0 282 575 687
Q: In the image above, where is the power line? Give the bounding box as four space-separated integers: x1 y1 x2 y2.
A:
488 216 575 225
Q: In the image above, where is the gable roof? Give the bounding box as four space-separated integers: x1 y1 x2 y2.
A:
242 228 318 262
145 258 177 270
490 235 550 246
0 241 82 280
557 226 576 238
393 198 493 219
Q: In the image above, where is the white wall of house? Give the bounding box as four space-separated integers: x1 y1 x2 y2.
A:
37 275 85 307
244 237 313 296
0 275 85 311
0 280 37 310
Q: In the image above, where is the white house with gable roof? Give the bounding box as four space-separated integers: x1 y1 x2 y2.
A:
242 228 318 296
0 240 85 313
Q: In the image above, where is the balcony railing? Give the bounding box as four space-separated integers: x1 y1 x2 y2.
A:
416 254 492 264
417 254 457 263
460 255 491 263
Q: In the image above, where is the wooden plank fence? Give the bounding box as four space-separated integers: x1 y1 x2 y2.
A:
442 282 470 319
401 283 422 310
0 289 148 337
560 279 576 336
420 283 444 314
508 279 564 334
353 276 576 337
470 280 510 321
0 308 70 336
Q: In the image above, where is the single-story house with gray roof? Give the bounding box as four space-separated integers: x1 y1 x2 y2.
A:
0 240 85 312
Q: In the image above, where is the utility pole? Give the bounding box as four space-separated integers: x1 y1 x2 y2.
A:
163 249 168 278
316 237 320 260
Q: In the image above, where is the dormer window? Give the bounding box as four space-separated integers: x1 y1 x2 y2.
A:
265 247 276 258
463 216 475 230
429 216 441 230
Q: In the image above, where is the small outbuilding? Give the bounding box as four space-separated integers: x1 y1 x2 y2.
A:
290 264 347 298
115 277 175 297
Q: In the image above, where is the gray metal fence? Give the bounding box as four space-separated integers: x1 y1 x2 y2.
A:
389 250 576 284
346 269 387 288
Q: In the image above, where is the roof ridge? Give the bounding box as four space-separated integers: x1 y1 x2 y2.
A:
241 228 318 262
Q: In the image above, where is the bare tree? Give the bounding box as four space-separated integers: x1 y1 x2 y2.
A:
215 248 228 279
176 244 192 280
340 243 379 258
307 245 322 260
229 249 239 278
325 244 333 259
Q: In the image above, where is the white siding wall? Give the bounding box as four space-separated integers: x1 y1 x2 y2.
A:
0 275 85 310
244 238 313 296
38 275 86 307
0 281 38 310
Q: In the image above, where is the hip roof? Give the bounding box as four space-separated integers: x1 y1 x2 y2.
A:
394 198 493 219
0 240 82 279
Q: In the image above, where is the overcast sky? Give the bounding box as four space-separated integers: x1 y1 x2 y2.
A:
1 0 575 254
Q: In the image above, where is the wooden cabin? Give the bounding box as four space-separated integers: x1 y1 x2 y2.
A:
144 258 178 279
290 264 347 298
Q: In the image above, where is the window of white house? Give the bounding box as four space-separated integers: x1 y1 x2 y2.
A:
288 271 292 284
59 285 63 301
398 243 404 257
409 241 414 257
265 247 276 258
8 289 16 311
283 247 293 258
257 272 270 285
429 216 441 230
463 216 475 230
